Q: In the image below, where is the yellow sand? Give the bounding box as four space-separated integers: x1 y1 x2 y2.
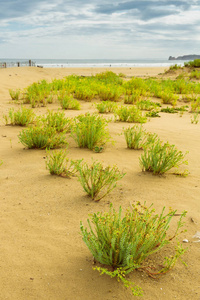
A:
0 66 199 300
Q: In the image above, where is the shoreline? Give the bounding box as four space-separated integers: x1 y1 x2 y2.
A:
0 65 167 78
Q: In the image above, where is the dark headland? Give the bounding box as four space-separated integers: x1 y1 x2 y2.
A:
169 54 200 60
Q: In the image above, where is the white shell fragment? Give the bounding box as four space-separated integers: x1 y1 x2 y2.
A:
192 231 200 242
182 239 189 243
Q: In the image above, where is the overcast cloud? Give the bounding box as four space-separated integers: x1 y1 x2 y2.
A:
0 0 199 59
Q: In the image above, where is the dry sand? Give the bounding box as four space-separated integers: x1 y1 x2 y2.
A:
0 66 199 300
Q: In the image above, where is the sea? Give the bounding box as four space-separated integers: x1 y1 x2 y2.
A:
0 58 188 68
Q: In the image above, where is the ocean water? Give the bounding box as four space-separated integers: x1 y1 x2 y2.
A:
0 58 187 68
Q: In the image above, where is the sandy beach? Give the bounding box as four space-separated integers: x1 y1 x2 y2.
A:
0 66 199 300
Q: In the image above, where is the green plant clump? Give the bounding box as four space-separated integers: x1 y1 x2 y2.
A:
115 106 147 123
73 160 125 201
136 99 161 111
71 113 110 151
38 110 73 132
58 94 80 110
161 106 188 114
95 101 117 114
161 107 178 114
80 202 187 295
74 85 97 101
98 85 123 102
124 91 141 104
184 59 200 68
123 125 158 150
46 149 76 177
189 70 200 80
191 111 199 124
9 89 21 100
168 64 182 71
191 97 200 112
4 106 35 126
18 126 68 149
140 140 188 175
146 111 160 118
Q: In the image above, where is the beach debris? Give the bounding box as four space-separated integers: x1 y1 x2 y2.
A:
190 217 197 223
182 239 189 243
192 231 200 242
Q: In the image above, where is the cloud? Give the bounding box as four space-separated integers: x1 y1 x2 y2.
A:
94 1 191 19
0 0 199 59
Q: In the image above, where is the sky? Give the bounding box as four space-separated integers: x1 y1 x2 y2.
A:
0 0 200 60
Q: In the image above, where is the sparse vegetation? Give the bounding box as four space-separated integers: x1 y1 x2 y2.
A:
123 125 158 149
1 68 197 299
46 149 76 177
191 111 199 124
3 106 35 126
38 110 73 132
73 160 125 201
58 93 80 110
140 139 188 175
184 59 200 68
9 89 21 100
71 113 110 151
115 106 147 123
18 126 68 149
95 101 117 113
81 202 187 295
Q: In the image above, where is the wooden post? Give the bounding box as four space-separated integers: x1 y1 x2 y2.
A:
29 60 32 66
17 62 20 67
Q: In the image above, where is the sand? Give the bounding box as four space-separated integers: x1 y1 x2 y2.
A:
0 66 199 300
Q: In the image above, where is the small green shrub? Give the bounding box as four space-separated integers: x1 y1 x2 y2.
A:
46 149 76 177
169 64 182 71
174 106 188 112
38 110 73 132
124 91 141 104
9 89 20 100
161 106 188 114
136 99 161 111
115 106 147 123
95 101 117 113
58 94 80 110
161 107 178 114
95 71 123 85
146 111 160 118
123 126 159 149
160 91 178 106
191 97 200 112
71 113 110 150
3 106 35 126
140 140 188 175
74 86 96 101
176 73 186 80
189 70 200 80
80 202 186 295
98 85 123 102
73 160 125 201
18 126 68 149
118 72 126 78
184 59 200 68
191 111 199 124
